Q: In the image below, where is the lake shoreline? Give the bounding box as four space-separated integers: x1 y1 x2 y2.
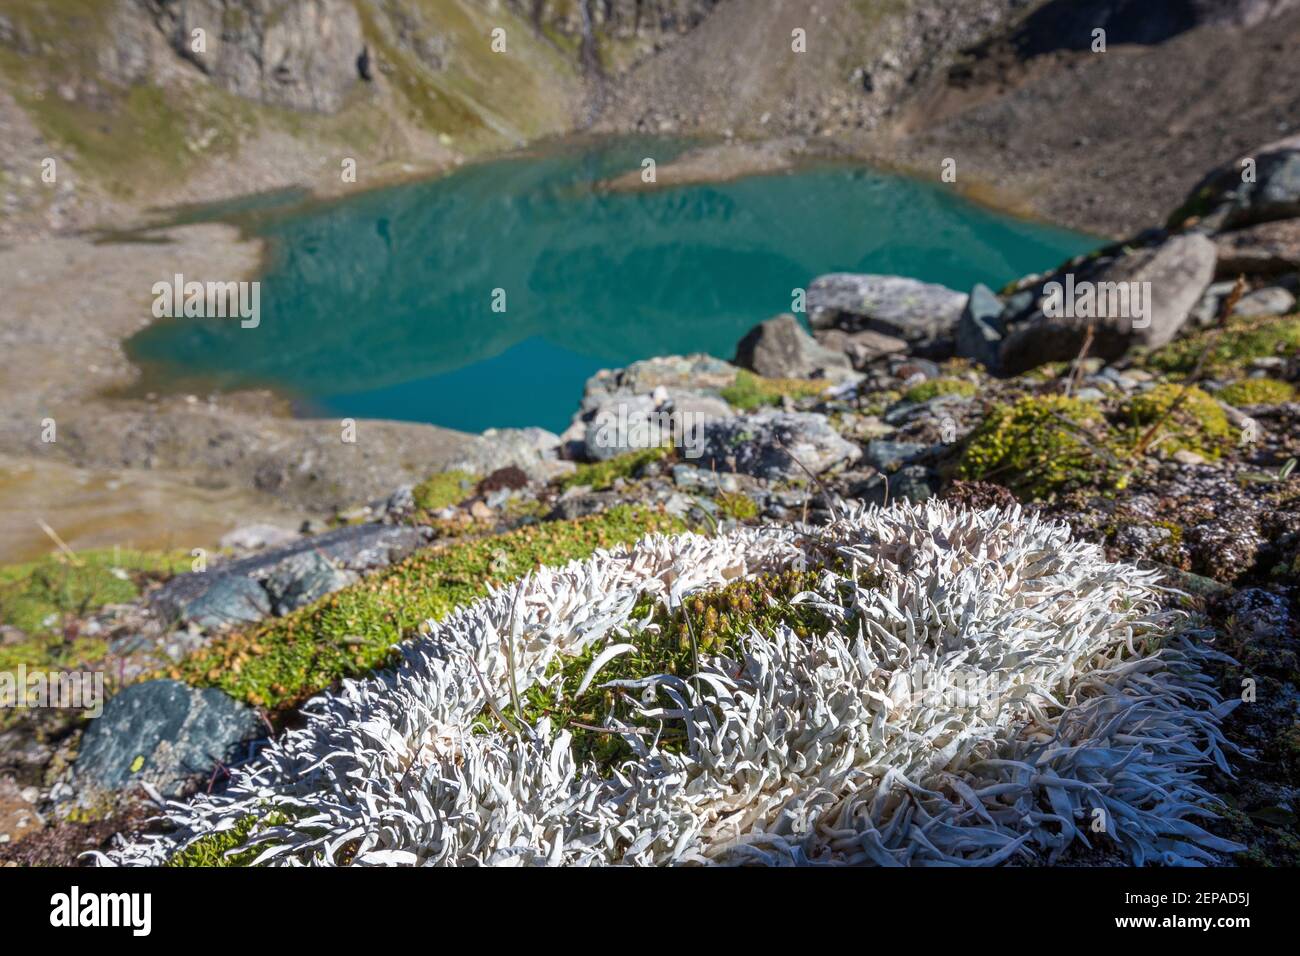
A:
0 134 1095 564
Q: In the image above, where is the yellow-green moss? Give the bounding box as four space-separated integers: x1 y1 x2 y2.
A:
715 490 760 521
1146 316 1300 376
411 470 476 511
902 377 978 404
1120 384 1235 459
720 370 828 411
1218 378 1297 407
957 395 1113 499
0 549 190 642
557 446 671 492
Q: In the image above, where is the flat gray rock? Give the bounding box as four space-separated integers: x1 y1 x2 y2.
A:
74 680 260 798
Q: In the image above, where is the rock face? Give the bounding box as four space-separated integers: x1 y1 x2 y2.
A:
997 233 1217 375
141 0 366 113
1173 134 1300 231
695 411 861 481
807 274 967 355
733 314 852 379
74 680 260 797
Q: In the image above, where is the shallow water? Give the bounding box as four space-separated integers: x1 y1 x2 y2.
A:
127 138 1097 435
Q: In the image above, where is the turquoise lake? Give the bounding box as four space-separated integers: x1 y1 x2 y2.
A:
127 138 1097 435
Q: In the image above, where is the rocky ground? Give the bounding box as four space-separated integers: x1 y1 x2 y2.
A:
2 134 1299 865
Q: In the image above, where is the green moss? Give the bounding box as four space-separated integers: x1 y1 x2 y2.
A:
411 470 476 511
1120 384 1235 459
1217 378 1297 407
1146 317 1300 376
715 491 760 521
902 377 977 404
957 395 1114 499
484 568 843 773
0 549 190 640
172 506 687 710
720 370 828 411
165 812 291 867
557 446 671 492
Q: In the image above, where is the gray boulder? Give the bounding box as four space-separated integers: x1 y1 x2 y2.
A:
998 233 1217 376
1172 134 1300 231
695 411 861 481
955 283 1005 369
807 273 967 353
74 680 260 797
265 550 358 615
733 314 853 379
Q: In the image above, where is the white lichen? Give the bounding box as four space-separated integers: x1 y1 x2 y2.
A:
102 501 1243 867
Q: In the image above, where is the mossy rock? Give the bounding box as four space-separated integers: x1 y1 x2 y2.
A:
957 395 1115 499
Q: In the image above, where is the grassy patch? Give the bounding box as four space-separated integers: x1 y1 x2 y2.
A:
720 370 828 411
902 377 978 404
1218 378 1297 407
557 446 671 492
957 395 1114 499
172 506 687 710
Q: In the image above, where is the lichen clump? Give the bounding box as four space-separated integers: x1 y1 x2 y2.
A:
957 395 1112 498
1217 378 1297 407
1121 384 1235 459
